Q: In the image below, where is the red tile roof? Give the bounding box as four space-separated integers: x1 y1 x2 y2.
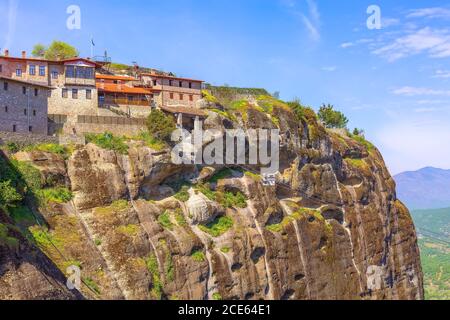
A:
96 74 136 81
97 83 153 95
140 72 203 83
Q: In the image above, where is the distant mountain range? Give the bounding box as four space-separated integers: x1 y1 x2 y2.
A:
394 167 450 210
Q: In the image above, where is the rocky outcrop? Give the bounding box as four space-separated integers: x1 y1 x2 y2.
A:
0 210 81 300
0 99 424 300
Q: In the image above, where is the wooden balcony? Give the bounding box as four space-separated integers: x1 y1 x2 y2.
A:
100 97 151 107
65 77 96 86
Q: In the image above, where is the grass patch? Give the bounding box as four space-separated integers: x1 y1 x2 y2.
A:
133 131 167 151
38 187 73 205
116 224 139 237
199 216 234 237
220 191 247 209
213 293 223 300
83 277 101 295
24 143 70 158
158 211 174 231
174 185 190 202
349 134 375 152
146 254 163 300
208 168 233 184
220 246 231 254
86 132 129 155
191 250 206 262
174 209 187 227
244 171 262 181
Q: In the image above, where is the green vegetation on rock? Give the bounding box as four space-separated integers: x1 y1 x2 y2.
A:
199 216 233 237
146 254 163 300
86 132 129 155
191 250 206 262
158 211 174 231
146 110 176 142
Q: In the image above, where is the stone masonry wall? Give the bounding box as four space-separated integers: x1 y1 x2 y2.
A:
0 78 49 134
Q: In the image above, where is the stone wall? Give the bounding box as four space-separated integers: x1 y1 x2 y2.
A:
0 78 49 134
0 131 58 147
48 86 99 116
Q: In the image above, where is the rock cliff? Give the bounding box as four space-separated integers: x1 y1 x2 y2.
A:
0 97 424 300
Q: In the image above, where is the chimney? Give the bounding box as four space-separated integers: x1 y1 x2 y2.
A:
21 51 26 59
4 49 9 57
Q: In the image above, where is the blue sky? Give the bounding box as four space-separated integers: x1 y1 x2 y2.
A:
1 0 450 174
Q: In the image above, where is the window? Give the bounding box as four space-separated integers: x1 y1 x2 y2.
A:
72 89 78 99
62 88 68 98
33 110 36 116
51 70 58 79
179 94 184 100
153 80 157 86
86 89 92 100
76 67 85 79
189 82 192 89
28 126 32 132
66 66 75 78
39 66 46 76
3 82 8 91
0 65 2 72
169 80 173 86
189 95 193 102
85 68 93 79
22 87 26 95
169 92 174 99
24 109 27 115
5 106 8 113
29 65 36 76
179 81 183 88
34 88 38 96
16 69 22 77
12 125 16 132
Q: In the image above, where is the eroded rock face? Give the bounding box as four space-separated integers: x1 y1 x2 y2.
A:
1 104 424 300
0 210 81 300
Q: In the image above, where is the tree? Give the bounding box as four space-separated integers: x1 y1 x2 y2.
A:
353 128 365 137
287 98 316 122
43 41 79 60
146 110 176 142
0 180 23 212
317 104 349 129
32 44 47 57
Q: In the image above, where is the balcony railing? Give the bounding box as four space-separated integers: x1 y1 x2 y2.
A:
65 77 96 86
100 98 151 107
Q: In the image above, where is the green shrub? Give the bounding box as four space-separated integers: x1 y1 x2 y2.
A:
158 211 174 231
199 216 233 237
0 180 23 211
174 186 190 202
220 191 247 209
0 223 19 250
38 187 73 204
6 142 19 153
208 168 233 184
25 143 67 156
318 104 348 129
213 293 223 300
86 132 129 155
134 131 167 151
191 250 206 262
146 254 163 300
146 110 176 142
220 246 231 253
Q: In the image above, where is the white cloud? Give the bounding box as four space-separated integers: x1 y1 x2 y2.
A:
382 18 400 28
392 86 450 96
407 7 450 19
433 70 450 78
340 42 354 49
372 27 450 61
